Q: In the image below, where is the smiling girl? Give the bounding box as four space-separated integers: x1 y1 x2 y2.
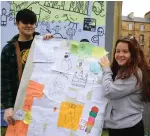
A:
99 36 150 136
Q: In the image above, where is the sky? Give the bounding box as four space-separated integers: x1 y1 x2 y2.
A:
122 0 150 17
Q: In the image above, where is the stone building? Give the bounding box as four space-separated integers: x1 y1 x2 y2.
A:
121 11 150 63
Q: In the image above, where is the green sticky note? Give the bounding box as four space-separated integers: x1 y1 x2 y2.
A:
77 43 93 58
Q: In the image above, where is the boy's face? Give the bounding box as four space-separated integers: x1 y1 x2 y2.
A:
16 21 36 36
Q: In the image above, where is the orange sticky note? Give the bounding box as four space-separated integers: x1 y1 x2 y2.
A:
6 121 28 136
26 80 44 98
22 96 34 111
57 102 83 131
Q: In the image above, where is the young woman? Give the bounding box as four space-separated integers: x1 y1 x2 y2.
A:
99 36 150 136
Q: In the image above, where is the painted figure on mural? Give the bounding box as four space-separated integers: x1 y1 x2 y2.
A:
1 8 8 27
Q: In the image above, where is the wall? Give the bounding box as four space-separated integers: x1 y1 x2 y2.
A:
1 1 107 48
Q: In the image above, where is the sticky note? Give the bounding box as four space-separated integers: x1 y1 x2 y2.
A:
27 80 44 98
22 96 33 111
92 46 107 58
23 111 32 124
57 102 83 131
90 61 101 73
6 121 28 136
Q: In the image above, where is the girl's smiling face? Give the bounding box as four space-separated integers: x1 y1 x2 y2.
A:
115 42 131 66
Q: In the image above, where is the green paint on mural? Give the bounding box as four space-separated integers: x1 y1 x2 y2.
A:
92 1 106 25
10 1 106 26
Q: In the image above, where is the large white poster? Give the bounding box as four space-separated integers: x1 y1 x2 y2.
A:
6 37 108 136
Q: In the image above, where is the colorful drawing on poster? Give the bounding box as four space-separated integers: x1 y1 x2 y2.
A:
57 102 83 131
61 52 72 71
85 106 99 134
71 71 88 88
78 119 87 130
70 41 107 59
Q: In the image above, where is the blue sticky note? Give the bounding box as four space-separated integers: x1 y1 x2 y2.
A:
90 62 101 73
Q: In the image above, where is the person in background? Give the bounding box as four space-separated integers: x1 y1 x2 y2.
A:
99 36 150 136
1 8 53 129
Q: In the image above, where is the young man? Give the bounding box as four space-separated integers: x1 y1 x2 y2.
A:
1 9 53 126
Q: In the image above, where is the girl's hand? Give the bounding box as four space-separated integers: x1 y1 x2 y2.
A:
99 56 110 68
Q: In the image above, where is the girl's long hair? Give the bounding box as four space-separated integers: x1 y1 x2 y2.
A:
111 37 150 102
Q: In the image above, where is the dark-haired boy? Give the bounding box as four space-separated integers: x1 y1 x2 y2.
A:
1 9 53 126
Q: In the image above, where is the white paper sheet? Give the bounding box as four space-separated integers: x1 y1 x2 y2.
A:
43 73 70 103
52 51 90 75
91 86 108 104
33 38 62 62
27 96 63 136
30 63 52 85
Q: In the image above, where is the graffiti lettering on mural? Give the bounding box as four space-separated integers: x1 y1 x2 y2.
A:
5 1 106 25
44 1 89 15
92 1 105 16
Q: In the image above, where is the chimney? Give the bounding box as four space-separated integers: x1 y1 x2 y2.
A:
128 12 134 19
144 11 150 19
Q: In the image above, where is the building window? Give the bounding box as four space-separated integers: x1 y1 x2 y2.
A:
139 34 144 45
128 24 133 30
128 34 133 36
140 25 145 31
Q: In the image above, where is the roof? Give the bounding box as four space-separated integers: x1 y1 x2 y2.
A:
122 16 150 23
145 11 150 16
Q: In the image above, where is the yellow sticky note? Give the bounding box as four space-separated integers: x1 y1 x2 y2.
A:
57 102 83 131
92 47 107 58
23 111 32 124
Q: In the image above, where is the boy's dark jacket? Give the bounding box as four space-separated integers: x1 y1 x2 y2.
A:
1 32 39 109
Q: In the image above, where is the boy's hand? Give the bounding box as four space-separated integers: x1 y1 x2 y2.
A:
4 108 15 125
43 34 54 40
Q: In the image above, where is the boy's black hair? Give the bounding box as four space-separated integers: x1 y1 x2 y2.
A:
16 9 37 24
80 39 89 43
